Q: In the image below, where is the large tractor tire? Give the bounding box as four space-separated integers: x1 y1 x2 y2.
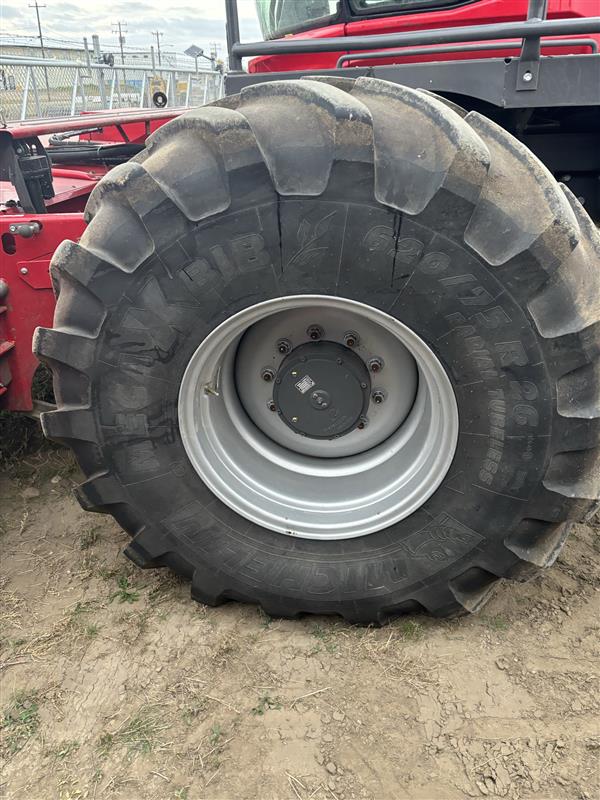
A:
34 78 600 622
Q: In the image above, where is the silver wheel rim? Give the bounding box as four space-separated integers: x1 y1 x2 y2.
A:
178 295 459 540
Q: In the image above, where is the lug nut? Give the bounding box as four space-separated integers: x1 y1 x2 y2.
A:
267 399 277 412
277 338 292 354
357 416 368 430
368 357 384 373
372 390 386 404
261 367 275 382
306 325 324 341
344 331 359 348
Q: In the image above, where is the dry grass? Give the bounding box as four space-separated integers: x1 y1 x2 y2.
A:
97 704 173 758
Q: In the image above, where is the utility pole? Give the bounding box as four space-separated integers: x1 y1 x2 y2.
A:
112 21 127 106
152 31 163 68
29 0 51 99
112 21 127 66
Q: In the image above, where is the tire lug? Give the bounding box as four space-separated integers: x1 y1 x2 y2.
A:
267 399 277 412
372 390 386 404
344 331 360 348
357 416 368 430
368 357 384 373
277 338 292 354
307 325 324 341
261 367 275 382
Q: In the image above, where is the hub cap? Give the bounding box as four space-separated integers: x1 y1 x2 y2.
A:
178 295 459 540
272 340 370 439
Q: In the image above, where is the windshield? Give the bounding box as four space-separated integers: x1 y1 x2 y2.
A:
349 0 474 14
255 0 340 40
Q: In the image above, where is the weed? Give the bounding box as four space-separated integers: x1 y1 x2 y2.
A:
54 739 80 759
251 694 281 716
91 768 103 784
209 723 222 745
110 576 140 604
79 527 100 550
97 732 114 758
85 624 99 638
173 788 189 800
2 690 40 753
311 624 327 640
98 566 120 580
182 701 206 726
396 620 425 641
257 608 272 629
68 601 93 624
484 615 509 632
311 624 338 653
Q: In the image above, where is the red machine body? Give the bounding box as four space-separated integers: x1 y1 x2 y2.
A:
1 111 181 410
248 0 600 73
1 0 598 412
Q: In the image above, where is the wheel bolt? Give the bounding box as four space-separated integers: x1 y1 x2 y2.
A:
357 416 368 430
344 331 359 348
368 357 384 373
307 325 324 341
267 399 277 412
372 390 386 404
261 367 275 382
277 338 292 354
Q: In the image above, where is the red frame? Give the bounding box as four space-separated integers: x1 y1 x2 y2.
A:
1 1 598 411
1 110 182 411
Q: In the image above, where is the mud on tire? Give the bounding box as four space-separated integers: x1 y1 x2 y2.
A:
35 77 600 622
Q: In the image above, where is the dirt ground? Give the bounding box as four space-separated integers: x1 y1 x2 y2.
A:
1 433 598 800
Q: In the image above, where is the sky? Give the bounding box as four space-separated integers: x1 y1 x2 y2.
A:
0 0 262 59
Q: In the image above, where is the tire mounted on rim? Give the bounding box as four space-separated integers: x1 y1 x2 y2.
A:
35 77 600 622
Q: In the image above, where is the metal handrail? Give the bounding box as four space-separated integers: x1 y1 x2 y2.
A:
0 56 217 75
0 57 224 121
231 17 600 59
336 37 599 69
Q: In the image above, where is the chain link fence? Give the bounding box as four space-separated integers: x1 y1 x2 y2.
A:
0 58 224 121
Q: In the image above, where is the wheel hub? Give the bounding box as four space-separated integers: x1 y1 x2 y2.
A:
273 341 370 439
178 295 459 540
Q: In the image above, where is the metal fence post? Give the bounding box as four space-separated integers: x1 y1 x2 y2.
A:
139 72 147 108
93 34 107 108
20 67 31 120
70 69 78 115
30 68 41 117
109 69 116 109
